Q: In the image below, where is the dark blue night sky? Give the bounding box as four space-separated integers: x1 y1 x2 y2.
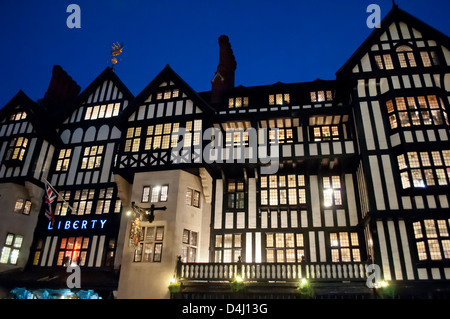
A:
0 0 449 107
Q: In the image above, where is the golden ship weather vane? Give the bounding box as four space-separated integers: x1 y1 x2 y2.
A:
110 42 123 71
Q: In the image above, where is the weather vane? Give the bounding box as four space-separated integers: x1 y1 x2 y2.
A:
110 42 123 71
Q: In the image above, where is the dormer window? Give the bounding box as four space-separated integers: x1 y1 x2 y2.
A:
269 94 290 106
228 97 249 108
10 112 27 121
396 45 417 68
310 90 333 102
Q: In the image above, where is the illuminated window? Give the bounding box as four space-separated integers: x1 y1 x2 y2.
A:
124 127 141 152
5 137 28 162
385 95 449 129
56 149 72 171
413 220 450 261
269 93 290 105
374 54 394 70
57 237 89 266
85 103 120 120
269 127 293 144
185 120 202 147
228 97 249 108
55 190 71 216
396 45 417 68
398 150 450 189
95 187 114 214
134 226 164 262
226 129 249 147
32 239 43 266
13 198 32 215
0 233 23 265
330 232 360 262
420 51 440 67
260 174 306 206
145 122 180 150
72 189 95 215
310 90 333 102
323 176 342 207
181 229 198 263
141 185 169 203
265 118 295 144
105 238 116 268
80 145 103 170
155 89 179 101
186 188 200 208
214 233 241 263
312 125 340 141
265 232 304 263
227 181 245 209
10 112 27 121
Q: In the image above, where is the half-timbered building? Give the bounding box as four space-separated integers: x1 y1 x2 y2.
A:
0 4 449 299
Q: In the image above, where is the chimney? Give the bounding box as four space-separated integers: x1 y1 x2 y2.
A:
43 65 80 113
211 35 237 104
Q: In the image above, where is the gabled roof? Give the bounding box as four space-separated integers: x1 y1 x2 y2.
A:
336 5 450 76
117 64 215 125
0 91 61 144
59 67 134 125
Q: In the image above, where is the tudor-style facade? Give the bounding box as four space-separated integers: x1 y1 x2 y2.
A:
0 5 449 299
337 6 450 290
0 90 61 273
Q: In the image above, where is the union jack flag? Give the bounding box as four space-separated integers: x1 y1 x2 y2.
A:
44 182 57 226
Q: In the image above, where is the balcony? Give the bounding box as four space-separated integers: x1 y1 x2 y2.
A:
172 259 371 298
176 259 368 283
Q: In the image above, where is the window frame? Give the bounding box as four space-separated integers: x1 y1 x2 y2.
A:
141 185 169 203
14 198 32 215
226 181 245 210
186 188 201 208
5 136 29 163
385 95 449 130
133 226 165 263
265 232 305 263
322 176 343 208
397 150 450 189
329 232 361 263
55 148 72 171
269 93 290 106
214 233 242 263
310 90 333 102
260 174 306 207
80 145 104 170
56 236 90 267
412 219 450 262
181 229 198 263
0 233 23 265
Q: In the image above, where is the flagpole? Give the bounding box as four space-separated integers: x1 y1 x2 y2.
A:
42 177 74 212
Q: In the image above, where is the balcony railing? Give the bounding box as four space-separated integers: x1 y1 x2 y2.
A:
176 259 368 283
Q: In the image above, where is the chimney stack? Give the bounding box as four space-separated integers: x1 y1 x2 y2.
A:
42 65 80 113
211 35 237 104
